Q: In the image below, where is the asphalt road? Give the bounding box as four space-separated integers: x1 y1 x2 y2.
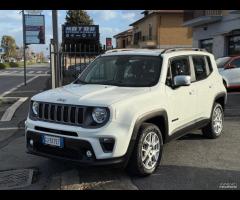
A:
0 64 50 96
0 76 32 96
225 92 240 117
131 119 240 190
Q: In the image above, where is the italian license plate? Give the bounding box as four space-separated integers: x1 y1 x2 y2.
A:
41 135 64 148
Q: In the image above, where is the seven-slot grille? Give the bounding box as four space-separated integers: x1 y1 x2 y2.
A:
36 102 85 125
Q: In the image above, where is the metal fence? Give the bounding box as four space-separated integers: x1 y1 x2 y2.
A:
59 43 102 85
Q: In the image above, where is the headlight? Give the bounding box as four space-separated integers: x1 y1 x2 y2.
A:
92 107 108 124
32 101 39 115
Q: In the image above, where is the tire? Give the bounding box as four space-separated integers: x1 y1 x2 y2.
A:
202 103 224 139
126 123 163 176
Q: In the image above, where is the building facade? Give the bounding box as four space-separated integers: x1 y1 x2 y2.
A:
183 10 240 58
129 10 192 49
113 29 133 49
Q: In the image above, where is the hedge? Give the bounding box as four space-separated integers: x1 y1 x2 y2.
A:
0 61 38 69
0 62 21 69
9 62 21 67
0 63 9 69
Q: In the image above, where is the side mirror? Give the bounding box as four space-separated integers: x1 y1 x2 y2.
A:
225 64 236 70
173 75 191 87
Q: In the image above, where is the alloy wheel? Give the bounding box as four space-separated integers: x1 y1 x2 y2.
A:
141 131 160 170
212 106 223 135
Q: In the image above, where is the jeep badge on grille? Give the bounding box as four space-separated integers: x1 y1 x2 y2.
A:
57 98 66 102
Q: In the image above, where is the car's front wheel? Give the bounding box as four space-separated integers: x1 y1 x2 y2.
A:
202 103 224 139
127 123 163 176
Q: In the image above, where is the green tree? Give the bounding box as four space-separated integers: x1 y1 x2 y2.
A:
65 10 94 25
1 35 17 59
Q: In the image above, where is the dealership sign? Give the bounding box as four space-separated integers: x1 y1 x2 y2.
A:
62 25 99 40
24 15 45 44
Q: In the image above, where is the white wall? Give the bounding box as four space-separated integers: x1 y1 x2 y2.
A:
192 13 240 57
213 35 226 58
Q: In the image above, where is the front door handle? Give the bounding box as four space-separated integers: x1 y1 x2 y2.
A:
189 90 195 95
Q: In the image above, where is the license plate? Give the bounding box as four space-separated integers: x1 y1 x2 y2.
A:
41 135 64 148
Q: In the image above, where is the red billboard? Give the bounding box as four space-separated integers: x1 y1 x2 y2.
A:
106 38 112 50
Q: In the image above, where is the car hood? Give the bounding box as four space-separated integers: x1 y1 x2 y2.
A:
32 83 150 106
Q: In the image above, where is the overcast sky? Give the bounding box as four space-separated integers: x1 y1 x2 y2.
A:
0 10 143 56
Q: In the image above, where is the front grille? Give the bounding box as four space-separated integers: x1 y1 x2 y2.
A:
36 102 86 126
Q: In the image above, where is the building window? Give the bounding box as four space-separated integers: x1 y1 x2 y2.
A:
149 24 152 40
199 39 213 53
228 35 240 56
134 32 142 45
122 39 126 48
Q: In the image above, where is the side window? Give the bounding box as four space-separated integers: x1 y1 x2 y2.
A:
192 56 207 80
170 56 190 78
206 56 213 73
231 58 240 68
166 56 191 87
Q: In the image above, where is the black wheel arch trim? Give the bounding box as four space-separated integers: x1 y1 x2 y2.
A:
131 109 169 140
214 91 227 109
122 109 168 167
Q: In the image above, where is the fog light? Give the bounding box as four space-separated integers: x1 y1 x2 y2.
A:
99 138 115 152
29 139 34 146
86 150 93 158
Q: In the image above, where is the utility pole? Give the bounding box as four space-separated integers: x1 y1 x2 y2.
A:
22 10 27 86
52 10 60 87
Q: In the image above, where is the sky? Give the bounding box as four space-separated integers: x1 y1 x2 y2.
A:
0 10 143 56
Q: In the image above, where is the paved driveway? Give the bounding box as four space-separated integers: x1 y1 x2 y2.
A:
131 117 240 190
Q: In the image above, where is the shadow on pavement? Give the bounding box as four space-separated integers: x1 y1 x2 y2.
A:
131 165 240 190
177 133 209 141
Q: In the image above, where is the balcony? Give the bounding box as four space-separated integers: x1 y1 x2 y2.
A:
183 10 223 27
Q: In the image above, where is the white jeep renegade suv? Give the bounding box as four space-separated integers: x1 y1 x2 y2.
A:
25 48 227 176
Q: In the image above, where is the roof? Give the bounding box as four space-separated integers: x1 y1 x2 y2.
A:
102 48 210 57
103 48 164 57
130 10 184 26
113 29 133 38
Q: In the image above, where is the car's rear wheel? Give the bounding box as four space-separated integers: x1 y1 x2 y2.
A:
126 123 163 176
202 103 224 139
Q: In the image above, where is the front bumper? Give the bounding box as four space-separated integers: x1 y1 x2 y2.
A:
26 131 126 166
25 116 135 166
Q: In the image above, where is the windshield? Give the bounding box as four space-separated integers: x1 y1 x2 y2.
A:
74 55 162 87
216 57 231 68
